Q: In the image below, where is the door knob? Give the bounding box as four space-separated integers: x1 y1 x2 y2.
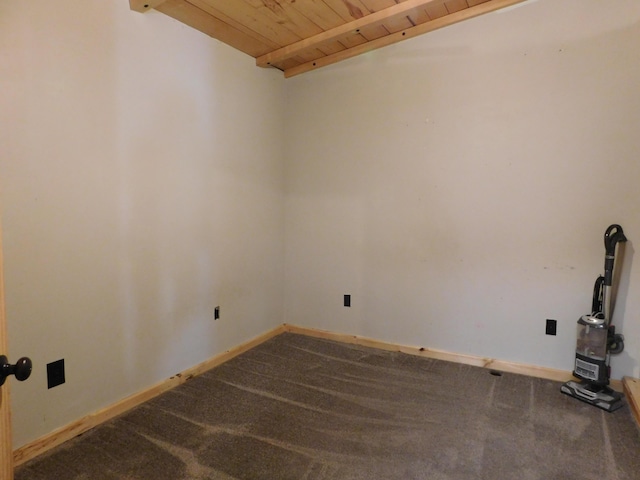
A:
0 355 32 386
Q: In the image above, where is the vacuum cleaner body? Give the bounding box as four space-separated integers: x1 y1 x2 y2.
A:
574 314 608 384
561 225 627 412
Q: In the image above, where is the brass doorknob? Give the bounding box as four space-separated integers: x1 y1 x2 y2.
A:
0 355 32 386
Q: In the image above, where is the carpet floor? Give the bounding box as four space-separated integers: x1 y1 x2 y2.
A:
15 333 640 479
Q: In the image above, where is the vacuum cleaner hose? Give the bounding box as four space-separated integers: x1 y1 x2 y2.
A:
591 276 604 314
609 334 625 355
603 224 627 286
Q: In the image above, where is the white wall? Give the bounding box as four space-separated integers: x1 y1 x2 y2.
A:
284 0 640 379
0 1 285 447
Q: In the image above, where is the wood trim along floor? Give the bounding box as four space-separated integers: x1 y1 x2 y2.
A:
13 322 640 466
12 324 287 467
623 376 640 428
282 324 625 390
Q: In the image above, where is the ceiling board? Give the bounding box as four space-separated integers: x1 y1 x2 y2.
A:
130 0 528 77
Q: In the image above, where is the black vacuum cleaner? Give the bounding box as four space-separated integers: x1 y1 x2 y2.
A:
561 224 627 412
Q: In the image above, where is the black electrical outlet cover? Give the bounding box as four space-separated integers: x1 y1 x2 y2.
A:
214 306 220 320
47 359 65 389
545 319 557 336
344 295 351 307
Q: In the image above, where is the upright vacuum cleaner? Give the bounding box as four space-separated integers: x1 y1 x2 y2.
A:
561 224 627 412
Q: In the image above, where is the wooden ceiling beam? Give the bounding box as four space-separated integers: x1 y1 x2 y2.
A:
256 0 449 68
282 0 528 77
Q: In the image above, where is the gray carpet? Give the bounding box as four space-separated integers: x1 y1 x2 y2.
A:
15 333 640 479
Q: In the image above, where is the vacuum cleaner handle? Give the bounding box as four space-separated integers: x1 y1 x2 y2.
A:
604 224 627 254
603 224 627 286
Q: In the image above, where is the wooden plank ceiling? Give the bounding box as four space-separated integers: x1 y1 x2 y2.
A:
130 0 527 77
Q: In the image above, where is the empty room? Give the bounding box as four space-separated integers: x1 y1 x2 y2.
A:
1 0 639 478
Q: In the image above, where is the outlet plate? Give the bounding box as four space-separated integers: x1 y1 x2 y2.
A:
47 359 65 389
214 306 220 320
545 319 557 336
344 295 351 307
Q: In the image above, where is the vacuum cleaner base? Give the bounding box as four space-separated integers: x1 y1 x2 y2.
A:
561 380 624 412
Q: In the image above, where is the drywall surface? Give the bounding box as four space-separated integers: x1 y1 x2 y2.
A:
284 0 640 380
0 0 285 447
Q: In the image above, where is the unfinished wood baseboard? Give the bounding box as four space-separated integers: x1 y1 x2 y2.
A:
283 324 625 392
623 377 640 428
12 324 286 467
